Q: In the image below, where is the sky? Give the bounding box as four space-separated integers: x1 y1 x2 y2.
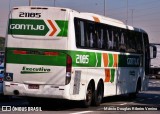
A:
0 0 160 43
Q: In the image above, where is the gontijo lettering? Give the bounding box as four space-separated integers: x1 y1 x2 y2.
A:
127 58 140 65
10 24 45 30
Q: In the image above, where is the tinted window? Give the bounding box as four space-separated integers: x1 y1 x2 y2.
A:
74 17 146 54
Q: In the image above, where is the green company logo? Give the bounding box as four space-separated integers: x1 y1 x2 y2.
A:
8 19 68 37
21 66 51 74
8 19 49 36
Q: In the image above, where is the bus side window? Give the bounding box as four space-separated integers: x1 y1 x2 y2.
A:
143 33 150 75
107 27 113 50
97 25 104 49
87 22 97 48
74 18 81 47
119 30 126 52
132 31 137 53
79 21 85 47
127 31 136 53
100 28 104 49
102 26 108 50
135 32 143 54
113 28 119 51
74 18 88 48
106 30 110 50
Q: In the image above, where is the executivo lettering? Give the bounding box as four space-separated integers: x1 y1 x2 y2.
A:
21 66 51 74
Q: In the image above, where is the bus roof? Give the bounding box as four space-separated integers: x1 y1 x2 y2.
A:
80 13 124 25
12 6 77 13
74 10 146 33
12 6 146 33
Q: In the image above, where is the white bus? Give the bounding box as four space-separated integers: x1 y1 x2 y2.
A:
4 6 154 107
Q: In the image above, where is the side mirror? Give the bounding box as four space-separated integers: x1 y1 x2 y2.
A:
150 45 157 59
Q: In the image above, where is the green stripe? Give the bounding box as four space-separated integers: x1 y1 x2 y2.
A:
97 53 101 67
118 55 142 67
68 51 101 67
110 69 115 83
6 47 142 67
55 20 68 37
6 48 67 66
108 54 113 67
6 48 100 67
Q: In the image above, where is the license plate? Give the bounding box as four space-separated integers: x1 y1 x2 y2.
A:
28 84 39 89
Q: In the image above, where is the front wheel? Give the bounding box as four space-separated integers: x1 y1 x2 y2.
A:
129 79 141 98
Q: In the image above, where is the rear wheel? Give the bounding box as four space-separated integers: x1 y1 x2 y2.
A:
81 82 94 108
93 81 104 106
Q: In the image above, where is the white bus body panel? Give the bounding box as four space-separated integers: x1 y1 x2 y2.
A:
4 6 148 101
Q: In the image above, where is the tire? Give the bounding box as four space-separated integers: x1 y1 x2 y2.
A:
81 82 94 108
93 81 104 106
129 79 141 99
